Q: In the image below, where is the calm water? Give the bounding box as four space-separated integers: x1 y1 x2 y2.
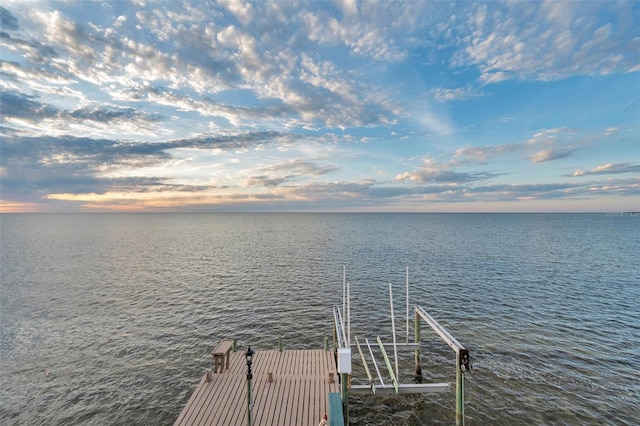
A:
1 213 638 425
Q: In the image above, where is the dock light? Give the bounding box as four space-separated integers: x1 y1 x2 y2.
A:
245 346 254 380
245 346 254 426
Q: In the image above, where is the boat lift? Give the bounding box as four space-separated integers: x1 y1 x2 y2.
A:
332 267 471 426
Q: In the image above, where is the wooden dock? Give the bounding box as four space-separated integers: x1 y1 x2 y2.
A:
175 349 340 426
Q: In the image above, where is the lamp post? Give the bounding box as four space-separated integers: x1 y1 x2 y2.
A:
245 346 254 426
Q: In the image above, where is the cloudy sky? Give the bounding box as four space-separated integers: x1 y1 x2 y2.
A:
1 0 638 212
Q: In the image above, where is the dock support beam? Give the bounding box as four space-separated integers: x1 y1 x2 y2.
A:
414 310 422 382
341 373 349 425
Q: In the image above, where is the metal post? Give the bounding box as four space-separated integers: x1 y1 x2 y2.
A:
456 352 464 426
342 267 346 325
278 336 282 352
389 283 399 381
245 346 254 426
347 281 351 346
246 378 252 426
324 336 329 351
406 267 409 344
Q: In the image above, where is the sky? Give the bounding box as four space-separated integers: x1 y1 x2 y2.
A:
0 0 638 213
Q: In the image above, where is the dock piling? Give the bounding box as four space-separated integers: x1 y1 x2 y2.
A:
340 372 349 424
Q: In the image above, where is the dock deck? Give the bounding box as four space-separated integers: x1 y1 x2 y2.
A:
175 349 339 426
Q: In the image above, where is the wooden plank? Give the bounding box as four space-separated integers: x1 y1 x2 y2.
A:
191 376 220 425
225 353 248 426
199 361 235 425
253 352 278 425
174 375 205 426
292 372 304 424
303 376 312 425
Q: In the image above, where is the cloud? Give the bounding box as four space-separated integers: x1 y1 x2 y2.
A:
529 148 573 163
257 177 640 210
571 163 640 177
431 86 479 102
0 90 58 120
395 125 607 187
0 90 164 137
0 30 59 64
1 4 403 133
452 128 585 165
453 144 520 165
245 158 338 187
300 2 423 62
0 2 636 212
68 106 163 123
1 6 19 31
395 168 497 185
3 128 636 210
218 0 254 25
0 131 294 202
167 130 297 151
1 60 77 88
395 155 500 184
452 1 639 83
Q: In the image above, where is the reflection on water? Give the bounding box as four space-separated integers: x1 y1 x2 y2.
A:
1 213 638 425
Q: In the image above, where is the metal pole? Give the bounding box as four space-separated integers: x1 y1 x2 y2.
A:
246 346 254 426
246 378 252 426
333 317 338 352
366 338 385 388
347 281 351 346
406 267 409 344
389 283 399 382
342 266 346 324
456 352 464 426
335 306 348 348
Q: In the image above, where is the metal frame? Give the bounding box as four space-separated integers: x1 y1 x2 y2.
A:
415 305 470 426
332 269 471 426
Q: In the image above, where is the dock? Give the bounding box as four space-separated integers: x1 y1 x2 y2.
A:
175 267 472 425
174 349 339 426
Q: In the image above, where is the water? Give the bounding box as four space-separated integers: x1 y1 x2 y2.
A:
1 213 638 425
